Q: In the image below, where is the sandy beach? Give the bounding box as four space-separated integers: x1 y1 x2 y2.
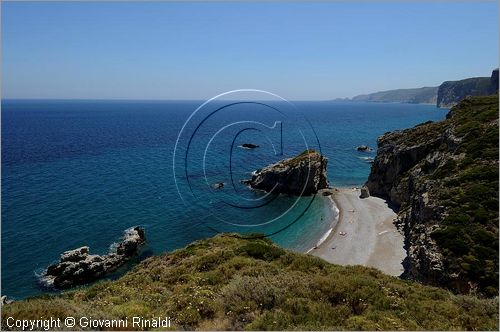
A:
310 188 406 276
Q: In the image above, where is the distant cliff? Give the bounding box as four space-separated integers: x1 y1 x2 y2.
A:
351 86 438 104
348 69 498 107
365 95 499 297
436 69 499 108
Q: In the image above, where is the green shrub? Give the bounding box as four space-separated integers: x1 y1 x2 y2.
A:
1 234 498 331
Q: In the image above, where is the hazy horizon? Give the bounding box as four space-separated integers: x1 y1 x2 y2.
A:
2 1 498 100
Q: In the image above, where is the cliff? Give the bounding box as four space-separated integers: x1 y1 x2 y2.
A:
352 86 438 104
244 149 328 195
2 234 498 330
366 95 499 296
437 69 499 108
348 69 499 107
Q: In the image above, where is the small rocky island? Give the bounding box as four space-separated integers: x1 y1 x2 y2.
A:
42 226 145 288
243 149 329 196
356 145 373 152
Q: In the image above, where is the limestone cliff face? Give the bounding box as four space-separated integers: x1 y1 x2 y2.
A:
437 69 499 108
366 95 499 296
244 150 328 196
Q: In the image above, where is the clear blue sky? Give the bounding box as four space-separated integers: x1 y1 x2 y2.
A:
2 1 498 100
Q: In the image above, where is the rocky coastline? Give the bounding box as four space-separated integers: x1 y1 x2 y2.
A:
365 95 499 296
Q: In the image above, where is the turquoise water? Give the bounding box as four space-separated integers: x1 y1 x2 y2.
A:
1 100 448 299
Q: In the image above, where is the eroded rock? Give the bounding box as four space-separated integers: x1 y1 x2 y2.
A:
42 227 145 289
360 186 370 198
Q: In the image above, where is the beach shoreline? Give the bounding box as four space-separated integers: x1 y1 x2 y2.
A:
309 187 406 276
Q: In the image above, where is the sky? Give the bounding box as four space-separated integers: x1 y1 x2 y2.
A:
2 1 498 100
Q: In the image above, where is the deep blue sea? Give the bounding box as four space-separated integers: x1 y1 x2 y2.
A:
1 99 448 299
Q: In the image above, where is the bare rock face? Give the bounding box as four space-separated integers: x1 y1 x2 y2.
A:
243 150 329 196
42 227 145 289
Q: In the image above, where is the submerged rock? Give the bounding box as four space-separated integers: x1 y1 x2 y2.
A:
243 149 329 196
211 182 224 190
240 143 259 149
42 227 145 289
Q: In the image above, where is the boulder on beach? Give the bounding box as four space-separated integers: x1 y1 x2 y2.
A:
360 186 370 198
243 149 329 196
42 226 146 289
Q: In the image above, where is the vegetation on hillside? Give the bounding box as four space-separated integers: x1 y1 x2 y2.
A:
429 95 499 296
2 234 498 330
282 149 320 167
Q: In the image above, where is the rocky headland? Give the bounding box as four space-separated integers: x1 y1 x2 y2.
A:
243 149 329 195
41 226 145 288
365 95 499 296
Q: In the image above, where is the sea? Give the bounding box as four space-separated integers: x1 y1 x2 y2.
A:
1 99 448 299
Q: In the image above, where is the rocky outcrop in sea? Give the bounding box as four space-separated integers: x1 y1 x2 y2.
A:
243 149 329 196
41 226 145 288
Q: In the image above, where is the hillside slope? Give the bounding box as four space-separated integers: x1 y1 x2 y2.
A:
2 234 498 330
366 95 499 296
351 86 438 104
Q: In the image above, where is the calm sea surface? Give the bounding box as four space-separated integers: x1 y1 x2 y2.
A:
1 100 448 299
